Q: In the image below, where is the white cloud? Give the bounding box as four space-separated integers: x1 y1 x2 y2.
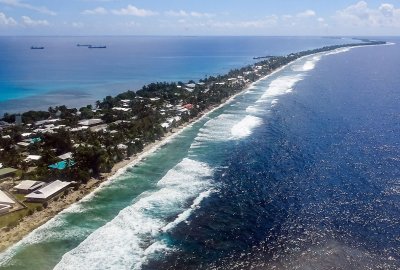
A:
82 7 108 15
297 10 316 18
335 1 400 27
0 0 56 16
72 22 84 28
281 10 322 28
111 5 157 17
379 3 395 17
205 15 278 29
21 16 49 26
165 10 214 18
165 10 187 17
0 12 17 26
240 15 278 28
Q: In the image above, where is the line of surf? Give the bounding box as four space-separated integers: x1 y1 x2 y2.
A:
0 42 385 267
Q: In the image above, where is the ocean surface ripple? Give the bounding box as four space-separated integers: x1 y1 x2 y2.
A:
1 38 399 270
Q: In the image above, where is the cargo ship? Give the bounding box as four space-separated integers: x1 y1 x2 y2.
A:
88 45 106 49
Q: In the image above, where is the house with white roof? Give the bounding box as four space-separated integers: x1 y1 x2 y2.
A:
17 142 30 147
70 126 89 132
24 155 42 162
90 124 108 133
112 107 131 112
35 119 60 126
117 144 128 150
25 180 71 202
186 83 196 88
58 152 72 160
78 119 104 127
21 133 32 138
0 190 16 214
14 180 45 194
185 88 194 93
161 122 170 129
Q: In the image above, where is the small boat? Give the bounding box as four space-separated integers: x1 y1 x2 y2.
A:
31 46 44 50
88 45 106 49
77 44 91 47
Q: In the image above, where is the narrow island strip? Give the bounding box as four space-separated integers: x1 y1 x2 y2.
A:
0 39 386 251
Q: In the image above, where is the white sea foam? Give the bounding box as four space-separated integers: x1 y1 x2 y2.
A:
231 115 262 139
257 74 303 103
190 112 263 151
0 211 92 266
246 105 262 114
191 114 238 147
291 55 321 72
54 158 213 270
324 47 351 56
301 60 315 71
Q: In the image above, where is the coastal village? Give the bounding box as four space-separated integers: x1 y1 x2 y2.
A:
0 40 384 250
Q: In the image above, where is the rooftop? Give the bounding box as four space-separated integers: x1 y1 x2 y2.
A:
25 155 42 162
25 180 71 200
14 180 45 191
112 107 131 112
17 142 30 147
0 190 15 205
78 118 104 126
58 152 72 160
117 144 128 150
35 119 60 126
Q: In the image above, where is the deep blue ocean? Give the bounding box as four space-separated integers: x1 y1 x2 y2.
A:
0 37 399 270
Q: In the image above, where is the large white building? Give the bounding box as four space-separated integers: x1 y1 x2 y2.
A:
25 180 71 202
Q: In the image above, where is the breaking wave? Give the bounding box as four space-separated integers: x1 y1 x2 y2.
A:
54 158 214 270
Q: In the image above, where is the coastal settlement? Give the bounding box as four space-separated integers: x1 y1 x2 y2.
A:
0 40 385 250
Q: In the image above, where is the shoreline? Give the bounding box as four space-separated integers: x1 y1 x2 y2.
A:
0 85 245 252
0 54 283 252
0 42 385 253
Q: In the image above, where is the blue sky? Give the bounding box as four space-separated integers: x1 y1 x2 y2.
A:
0 0 399 35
